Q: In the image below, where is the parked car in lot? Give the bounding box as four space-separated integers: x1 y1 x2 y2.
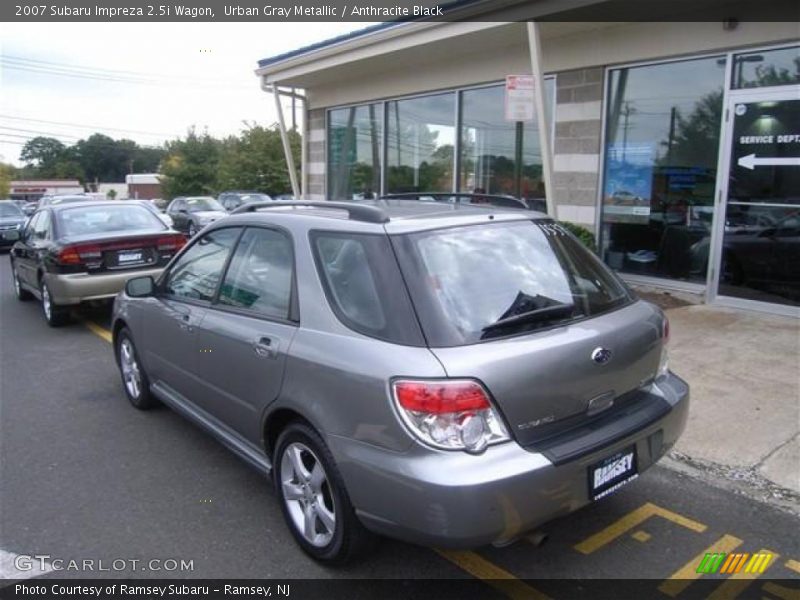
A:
132 199 174 228
0 200 28 250
166 196 227 237
11 201 185 326
111 199 687 564
218 191 273 212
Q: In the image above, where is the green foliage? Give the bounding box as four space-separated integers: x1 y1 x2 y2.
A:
19 135 164 184
559 221 597 252
0 162 16 197
160 129 222 198
216 125 300 195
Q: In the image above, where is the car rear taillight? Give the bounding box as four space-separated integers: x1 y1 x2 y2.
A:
157 234 186 253
57 243 102 266
392 379 510 453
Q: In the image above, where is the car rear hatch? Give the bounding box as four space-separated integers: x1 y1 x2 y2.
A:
429 300 665 452
392 218 669 460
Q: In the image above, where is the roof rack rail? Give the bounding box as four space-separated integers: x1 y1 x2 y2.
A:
380 192 529 209
231 201 389 223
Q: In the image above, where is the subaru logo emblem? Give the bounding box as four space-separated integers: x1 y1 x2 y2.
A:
591 347 612 365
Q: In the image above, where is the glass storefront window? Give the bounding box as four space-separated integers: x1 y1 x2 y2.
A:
732 46 800 89
600 56 726 282
328 104 382 199
719 96 800 306
459 80 554 211
386 92 455 193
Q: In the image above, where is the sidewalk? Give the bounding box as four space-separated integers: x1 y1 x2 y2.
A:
660 302 799 507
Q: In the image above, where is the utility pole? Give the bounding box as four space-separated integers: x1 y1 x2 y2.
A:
621 101 636 163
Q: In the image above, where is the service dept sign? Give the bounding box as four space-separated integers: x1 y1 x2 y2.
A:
732 100 800 175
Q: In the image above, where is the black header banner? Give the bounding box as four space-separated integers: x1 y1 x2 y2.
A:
3 0 799 22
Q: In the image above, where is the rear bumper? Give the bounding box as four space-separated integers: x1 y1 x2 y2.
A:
44 268 165 305
330 373 689 549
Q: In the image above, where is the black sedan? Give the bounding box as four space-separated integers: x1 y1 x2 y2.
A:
10 201 185 326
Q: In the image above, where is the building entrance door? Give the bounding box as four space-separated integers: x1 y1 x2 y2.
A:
709 87 800 312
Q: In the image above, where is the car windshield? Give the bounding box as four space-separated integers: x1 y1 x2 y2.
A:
0 203 23 217
186 197 224 212
57 205 166 237
238 193 271 203
394 220 633 346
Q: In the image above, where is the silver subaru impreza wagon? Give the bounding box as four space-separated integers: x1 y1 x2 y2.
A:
112 199 688 564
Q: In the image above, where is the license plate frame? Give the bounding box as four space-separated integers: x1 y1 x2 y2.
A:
589 445 638 500
117 250 144 265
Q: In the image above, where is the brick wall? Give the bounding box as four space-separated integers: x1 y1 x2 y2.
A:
306 108 326 200
552 67 604 231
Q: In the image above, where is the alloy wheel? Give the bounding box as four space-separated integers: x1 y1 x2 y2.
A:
41 284 52 320
119 338 142 399
280 442 336 547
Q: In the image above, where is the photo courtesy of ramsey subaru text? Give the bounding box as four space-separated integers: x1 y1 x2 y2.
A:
110 198 688 564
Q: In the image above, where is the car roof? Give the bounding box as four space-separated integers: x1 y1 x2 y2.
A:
219 199 548 235
48 200 152 212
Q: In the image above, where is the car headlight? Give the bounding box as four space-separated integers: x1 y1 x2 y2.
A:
391 379 510 454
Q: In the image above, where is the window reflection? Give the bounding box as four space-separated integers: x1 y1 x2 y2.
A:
386 92 455 193
459 80 554 211
328 104 382 200
733 46 800 89
600 56 726 282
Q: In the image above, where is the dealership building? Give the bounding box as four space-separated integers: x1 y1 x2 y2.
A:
255 6 798 315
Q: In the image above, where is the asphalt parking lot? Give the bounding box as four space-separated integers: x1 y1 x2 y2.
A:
1 256 798 598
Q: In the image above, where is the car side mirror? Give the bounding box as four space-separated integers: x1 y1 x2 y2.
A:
125 275 155 298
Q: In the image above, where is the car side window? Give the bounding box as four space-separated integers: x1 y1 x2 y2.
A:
169 199 184 213
217 228 293 320
24 213 40 240
163 228 240 302
32 211 51 240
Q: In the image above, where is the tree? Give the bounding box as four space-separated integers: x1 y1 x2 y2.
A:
20 137 67 173
107 189 118 200
0 162 17 197
216 124 300 195
160 128 222 198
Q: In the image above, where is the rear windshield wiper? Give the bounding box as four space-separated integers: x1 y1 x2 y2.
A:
481 303 575 334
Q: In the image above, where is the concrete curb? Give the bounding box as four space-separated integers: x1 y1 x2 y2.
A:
661 451 800 517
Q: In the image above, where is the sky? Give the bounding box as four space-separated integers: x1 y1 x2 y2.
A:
0 22 375 167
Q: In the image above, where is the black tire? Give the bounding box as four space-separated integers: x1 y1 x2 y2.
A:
40 279 69 327
273 421 375 565
115 327 158 410
10 259 33 301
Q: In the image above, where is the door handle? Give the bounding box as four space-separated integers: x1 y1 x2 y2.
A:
252 336 279 359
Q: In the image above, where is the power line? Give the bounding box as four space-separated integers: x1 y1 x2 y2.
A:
2 56 253 89
0 114 180 138
0 126 81 141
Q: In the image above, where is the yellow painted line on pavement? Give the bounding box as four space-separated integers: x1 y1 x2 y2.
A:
707 548 778 600
785 559 800 574
575 502 707 555
84 320 112 344
657 534 743 598
435 549 551 600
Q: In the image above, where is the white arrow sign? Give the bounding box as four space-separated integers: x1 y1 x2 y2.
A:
738 153 800 170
